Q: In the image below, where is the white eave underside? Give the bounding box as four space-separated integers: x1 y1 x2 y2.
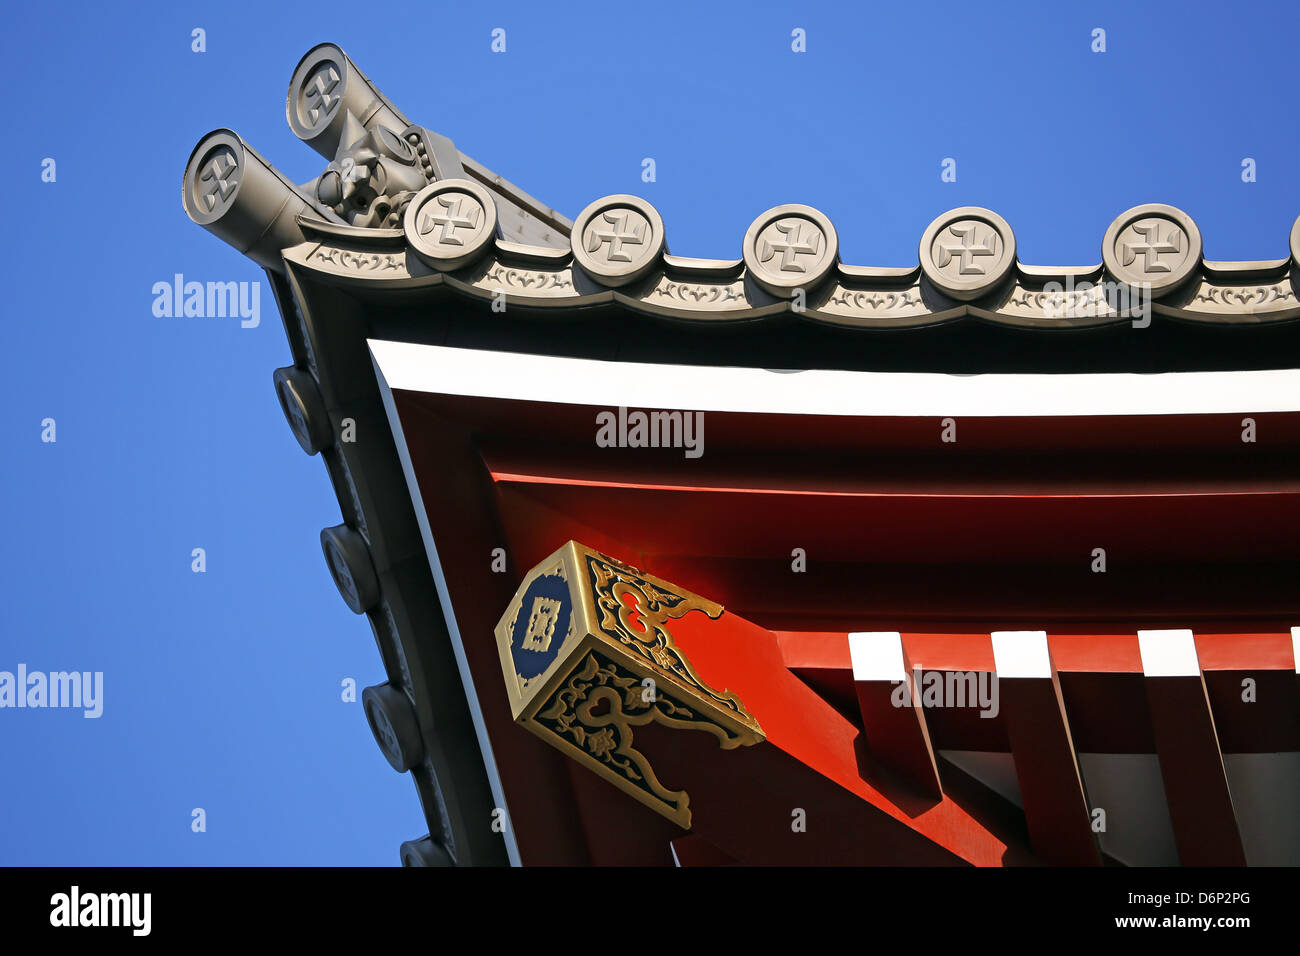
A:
368 341 1300 417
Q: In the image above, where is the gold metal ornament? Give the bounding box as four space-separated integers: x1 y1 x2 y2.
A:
494 541 763 827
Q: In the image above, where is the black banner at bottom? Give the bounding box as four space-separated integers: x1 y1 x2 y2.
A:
0 865 1285 942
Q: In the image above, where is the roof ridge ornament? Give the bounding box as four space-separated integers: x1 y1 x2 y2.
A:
404 179 499 271
1102 203 1203 299
743 204 840 298
285 195 1300 329
287 42 411 159
571 195 666 287
919 206 1017 301
184 45 1300 329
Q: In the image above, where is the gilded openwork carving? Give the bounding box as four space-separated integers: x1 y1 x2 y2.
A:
534 650 753 827
494 541 763 827
584 553 755 722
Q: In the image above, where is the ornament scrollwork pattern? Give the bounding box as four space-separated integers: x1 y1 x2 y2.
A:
313 247 404 272
534 650 749 825
828 288 923 311
584 554 760 732
484 264 573 291
1192 284 1296 307
652 280 746 305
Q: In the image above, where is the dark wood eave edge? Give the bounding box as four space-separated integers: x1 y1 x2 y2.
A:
261 264 515 867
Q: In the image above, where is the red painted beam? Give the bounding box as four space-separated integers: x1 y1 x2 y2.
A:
991 631 1102 866
777 629 1299 756
656 608 1032 865
417 391 1300 459
849 632 943 798
490 474 1300 567
779 629 1300 676
1137 629 1247 866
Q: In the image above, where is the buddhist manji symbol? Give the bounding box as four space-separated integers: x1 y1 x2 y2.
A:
1122 220 1183 274
919 207 1016 301
494 541 763 828
200 149 239 212
404 179 499 271
586 210 646 263
936 223 998 276
304 63 341 125
760 218 822 273
420 193 480 246
743 204 839 297
1101 205 1201 296
571 196 665 286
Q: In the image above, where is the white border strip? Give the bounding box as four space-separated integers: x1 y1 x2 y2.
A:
848 632 906 682
1137 629 1202 678
991 630 1052 679
368 340 1300 418
371 348 522 866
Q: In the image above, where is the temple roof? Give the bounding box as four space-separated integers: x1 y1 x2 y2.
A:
180 43 1300 866
185 46 1300 371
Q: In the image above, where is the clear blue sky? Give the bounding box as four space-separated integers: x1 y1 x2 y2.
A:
2 0 1297 865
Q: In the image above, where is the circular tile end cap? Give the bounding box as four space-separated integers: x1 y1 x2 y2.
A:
742 204 839 298
182 130 246 227
362 683 424 773
320 524 379 614
403 179 499 272
286 44 349 143
273 366 330 456
919 207 1017 301
571 194 666 287
1289 212 1300 270
1102 203 1202 298
400 835 454 867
